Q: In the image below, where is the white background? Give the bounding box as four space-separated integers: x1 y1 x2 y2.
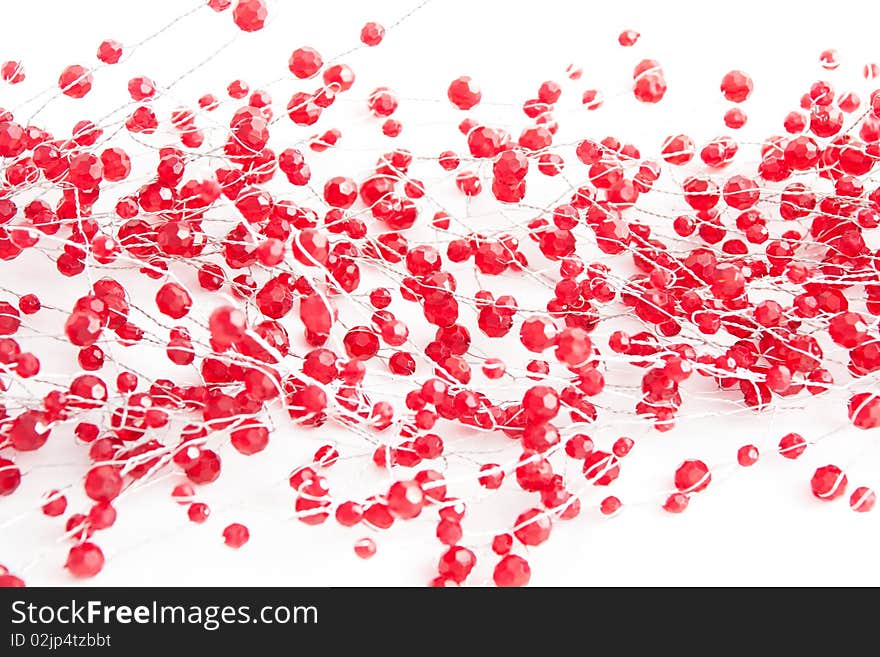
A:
2 0 880 586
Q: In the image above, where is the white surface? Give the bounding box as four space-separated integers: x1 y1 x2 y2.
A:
1 0 879 586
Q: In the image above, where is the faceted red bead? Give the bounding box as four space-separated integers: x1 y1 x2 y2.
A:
66 542 104 578
84 465 123 502
778 432 807 458
42 490 67 516
343 327 380 360
155 283 192 319
600 496 622 516
437 546 476 582
737 444 759 466
663 493 689 513
97 40 123 64
354 538 376 559
674 459 711 493
810 465 847 501
513 508 552 546
223 522 250 547
59 65 93 98
849 393 880 430
0 302 21 335
387 480 425 519
493 554 531 587
360 22 385 46
232 0 267 31
288 47 322 79
230 420 269 455
850 487 876 513
324 176 358 208
188 503 210 523
0 458 21 496
447 76 481 110
583 450 619 485
720 70 753 102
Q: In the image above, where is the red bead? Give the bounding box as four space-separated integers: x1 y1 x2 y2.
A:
232 0 267 31
9 411 51 451
289 47 322 79
230 420 269 455
65 310 102 346
387 480 425 519
59 65 93 98
436 519 462 545
632 59 666 103
447 76 481 110
737 445 759 466
343 327 380 360
188 502 210 523
583 450 619 485
522 385 559 422
354 537 376 559
663 493 689 513
674 460 711 493
520 316 558 352
18 294 40 315
42 490 67 516
829 312 868 348
62 543 103 581
437 546 476 582
493 554 531 587
612 437 634 457
1 61 25 84
97 40 123 64
155 282 192 319
360 22 385 46
0 458 21 496
618 29 640 46
810 465 847 501
600 496 621 516
850 487 876 513
720 70 753 102
478 464 504 489
513 508 552 546
84 465 123 502
565 434 593 459
324 176 358 208
778 432 807 459
222 522 250 547
850 394 880 430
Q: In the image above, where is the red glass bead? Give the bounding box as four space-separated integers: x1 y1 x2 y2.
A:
447 76 481 110
188 503 210 523
810 465 847 501
360 22 385 46
0 458 21 496
493 554 531 587
737 445 759 466
437 546 476 582
600 496 622 516
720 70 753 102
850 487 876 513
674 460 711 493
97 40 123 64
232 0 267 32
513 508 552 546
663 493 689 513
778 432 807 459
354 537 376 559
59 65 93 98
66 543 104 578
222 522 250 547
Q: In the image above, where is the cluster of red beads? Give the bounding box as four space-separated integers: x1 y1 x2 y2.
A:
0 1 879 587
